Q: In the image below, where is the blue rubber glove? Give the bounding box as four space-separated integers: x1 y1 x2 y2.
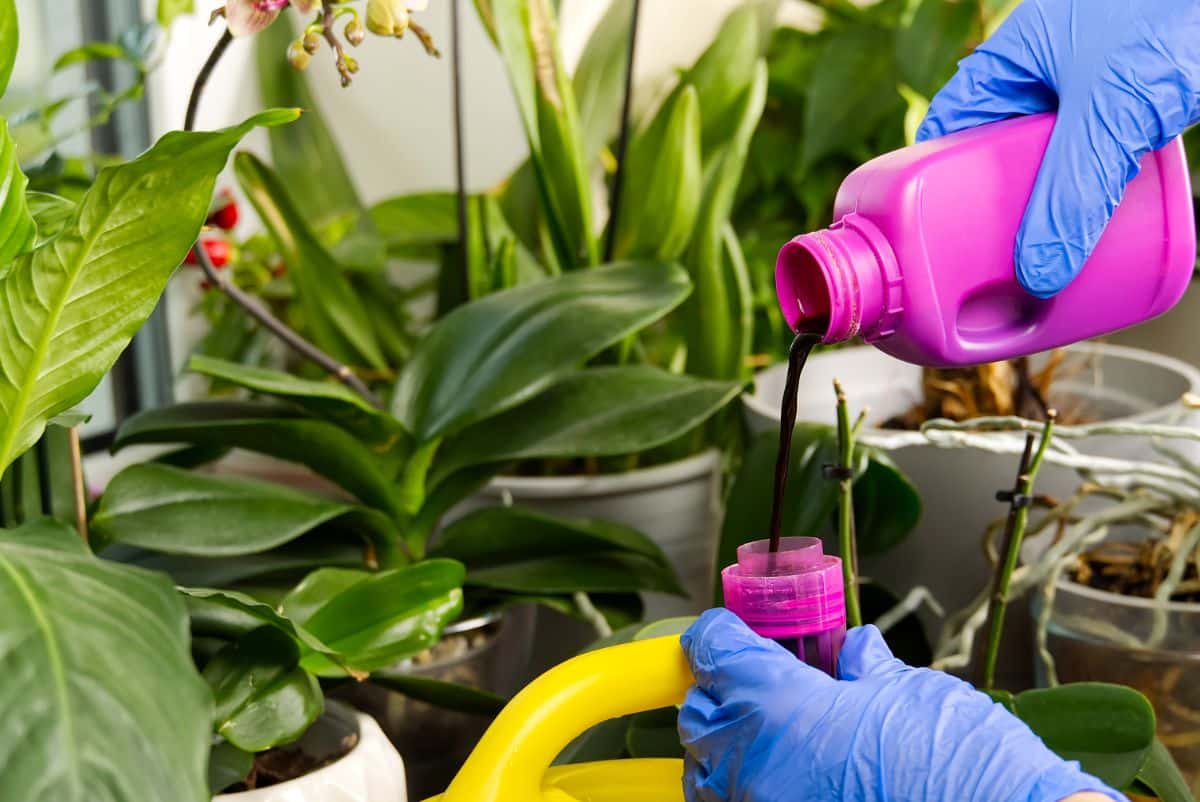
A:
916 0 1200 298
678 609 1123 802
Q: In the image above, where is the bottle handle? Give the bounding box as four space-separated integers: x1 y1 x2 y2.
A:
437 635 693 802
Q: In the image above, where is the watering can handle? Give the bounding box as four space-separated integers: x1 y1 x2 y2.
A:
438 635 693 802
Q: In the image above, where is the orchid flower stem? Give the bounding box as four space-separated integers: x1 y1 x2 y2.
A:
835 379 862 628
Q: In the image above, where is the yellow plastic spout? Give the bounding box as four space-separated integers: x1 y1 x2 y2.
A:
423 635 694 802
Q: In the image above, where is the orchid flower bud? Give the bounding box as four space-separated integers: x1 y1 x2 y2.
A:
345 17 367 46
367 0 410 37
287 39 313 70
225 0 287 37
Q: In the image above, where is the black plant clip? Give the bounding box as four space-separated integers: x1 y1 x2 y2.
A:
995 489 1033 509
822 464 854 482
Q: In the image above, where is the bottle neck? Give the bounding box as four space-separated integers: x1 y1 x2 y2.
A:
775 213 901 343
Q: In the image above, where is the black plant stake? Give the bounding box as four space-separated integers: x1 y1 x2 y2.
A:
603 0 642 263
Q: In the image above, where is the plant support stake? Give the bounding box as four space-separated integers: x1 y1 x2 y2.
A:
981 411 1056 689
834 379 862 628
602 0 642 263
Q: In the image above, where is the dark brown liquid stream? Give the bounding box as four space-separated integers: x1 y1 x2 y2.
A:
768 328 825 553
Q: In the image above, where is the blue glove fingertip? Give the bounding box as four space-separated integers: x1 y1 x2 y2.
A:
1023 760 1126 802
837 624 907 681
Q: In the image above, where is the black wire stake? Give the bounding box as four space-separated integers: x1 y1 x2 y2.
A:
451 0 470 299
602 0 642 263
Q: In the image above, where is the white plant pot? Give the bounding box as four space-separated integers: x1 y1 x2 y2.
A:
743 342 1200 686
215 701 407 802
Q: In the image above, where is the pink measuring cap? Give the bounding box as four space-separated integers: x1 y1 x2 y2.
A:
721 537 847 675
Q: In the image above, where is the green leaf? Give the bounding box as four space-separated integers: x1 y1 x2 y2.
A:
282 560 465 676
112 401 406 521
181 587 343 663
0 0 16 95
52 42 129 72
626 708 684 759
435 366 738 480
368 191 459 259
0 519 212 802
1013 683 1156 789
853 450 921 555
204 626 324 752
188 355 404 446
393 260 690 441
92 463 396 557
1134 740 1194 802
207 741 253 794
366 672 507 716
983 688 1017 713
158 0 194 26
895 0 976 97
801 26 902 169
613 85 703 261
120 537 366 588
573 0 633 158
434 506 685 596
0 119 35 267
234 151 385 369
25 192 75 247
0 109 298 479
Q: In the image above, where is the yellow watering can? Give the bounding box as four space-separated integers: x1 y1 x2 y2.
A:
424 635 692 802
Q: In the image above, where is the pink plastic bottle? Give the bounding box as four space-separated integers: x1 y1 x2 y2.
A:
721 537 846 676
775 113 1196 367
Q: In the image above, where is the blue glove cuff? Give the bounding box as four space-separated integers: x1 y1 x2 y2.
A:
1021 761 1125 802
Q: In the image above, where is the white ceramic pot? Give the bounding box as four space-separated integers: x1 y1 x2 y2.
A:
216 701 407 802
743 342 1200 687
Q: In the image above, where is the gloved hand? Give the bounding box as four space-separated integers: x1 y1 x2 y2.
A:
678 609 1122 802
916 0 1200 298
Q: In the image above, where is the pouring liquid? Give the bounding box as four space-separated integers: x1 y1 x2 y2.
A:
767 327 825 553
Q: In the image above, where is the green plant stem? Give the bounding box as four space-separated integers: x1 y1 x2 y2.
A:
981 412 1056 689
834 379 862 628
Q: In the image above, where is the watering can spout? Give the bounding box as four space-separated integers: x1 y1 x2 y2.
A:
424 635 693 802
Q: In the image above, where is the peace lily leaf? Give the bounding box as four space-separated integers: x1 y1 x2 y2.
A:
1133 740 1193 802
113 401 406 520
158 0 194 26
235 151 385 369
433 506 685 596
0 0 16 95
368 191 459 259
434 366 739 480
0 108 298 478
393 260 691 441
573 0 632 158
0 519 212 802
204 626 324 753
92 463 397 557
1013 683 1156 788
188 355 405 446
282 559 466 676
25 192 75 247
0 119 35 267
366 672 508 716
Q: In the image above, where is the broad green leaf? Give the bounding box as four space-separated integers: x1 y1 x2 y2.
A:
369 191 459 259
235 152 385 369
207 741 253 794
92 463 397 557
204 626 324 752
801 27 902 169
895 0 977 97
573 0 633 158
1014 683 1156 788
0 119 35 266
434 366 739 480
188 355 404 446
0 109 298 479
257 18 361 222
181 587 344 665
365 672 508 716
118 538 366 588
433 506 685 596
682 60 767 380
393 260 690 441
853 450 921 555
112 401 407 520
0 519 212 802
1134 740 1194 802
282 560 465 676
612 85 702 261
25 192 75 247
0 0 16 95
158 0 194 26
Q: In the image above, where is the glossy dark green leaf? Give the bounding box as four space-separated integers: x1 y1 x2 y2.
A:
204 626 324 752
368 191 459 259
116 537 367 588
1134 740 1194 802
0 519 212 802
1014 683 1156 788
282 559 465 676
895 0 977 97
92 463 397 557
112 401 406 520
207 741 253 794
573 0 633 158
0 109 297 479
188 356 405 446
181 587 343 665
393 261 690 441
0 0 16 94
434 366 739 480
626 708 685 759
366 672 507 716
235 152 385 369
853 450 922 555
0 119 36 266
801 26 902 169
434 506 684 596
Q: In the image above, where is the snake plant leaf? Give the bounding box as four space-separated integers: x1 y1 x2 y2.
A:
433 366 740 481
0 0 16 95
204 626 324 753
1013 683 1156 789
234 151 386 369
187 355 405 446
281 559 465 676
112 401 407 520
0 519 212 802
0 108 298 479
0 119 35 268
92 463 399 557
393 260 691 441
